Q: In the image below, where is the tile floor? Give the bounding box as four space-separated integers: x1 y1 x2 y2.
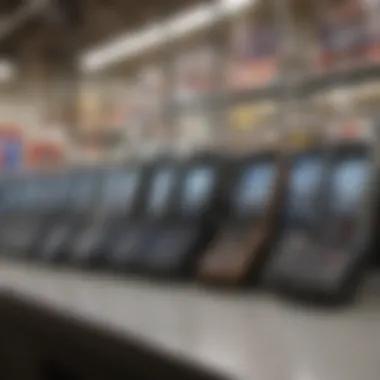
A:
0 261 379 380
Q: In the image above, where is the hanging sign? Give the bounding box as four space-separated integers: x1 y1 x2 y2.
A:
226 20 279 91
317 0 369 70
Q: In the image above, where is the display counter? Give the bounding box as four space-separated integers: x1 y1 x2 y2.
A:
0 260 379 380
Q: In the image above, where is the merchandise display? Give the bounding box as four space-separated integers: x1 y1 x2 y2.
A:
198 151 285 286
2 1 380 379
37 168 102 263
265 129 378 303
0 129 377 305
70 164 145 267
7 172 71 257
107 157 182 272
143 153 228 278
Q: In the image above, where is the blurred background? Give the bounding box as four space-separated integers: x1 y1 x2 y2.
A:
0 0 379 169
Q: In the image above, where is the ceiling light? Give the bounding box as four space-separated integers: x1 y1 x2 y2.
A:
165 4 219 41
81 24 165 72
219 0 255 15
0 60 16 82
81 1 258 73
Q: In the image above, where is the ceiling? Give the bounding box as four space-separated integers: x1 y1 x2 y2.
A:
0 0 211 68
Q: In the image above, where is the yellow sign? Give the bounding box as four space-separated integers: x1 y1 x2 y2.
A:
230 102 275 131
288 128 320 149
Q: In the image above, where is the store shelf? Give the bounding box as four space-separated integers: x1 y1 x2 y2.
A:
299 63 380 97
0 260 379 380
166 82 285 115
166 63 380 117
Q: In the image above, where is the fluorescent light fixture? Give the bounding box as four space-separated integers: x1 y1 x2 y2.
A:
0 60 16 82
81 23 165 72
165 4 219 41
81 4 220 73
81 0 258 73
219 0 255 15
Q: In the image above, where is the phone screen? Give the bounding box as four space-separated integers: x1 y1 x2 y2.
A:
286 155 323 226
148 167 176 216
102 169 139 213
330 157 370 215
181 166 215 215
70 173 96 210
234 162 276 217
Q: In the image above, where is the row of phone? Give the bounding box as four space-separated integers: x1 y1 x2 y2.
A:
0 141 377 304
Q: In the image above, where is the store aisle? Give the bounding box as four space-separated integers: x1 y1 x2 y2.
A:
0 261 379 380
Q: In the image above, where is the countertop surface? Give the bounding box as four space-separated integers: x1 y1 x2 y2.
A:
0 261 379 380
